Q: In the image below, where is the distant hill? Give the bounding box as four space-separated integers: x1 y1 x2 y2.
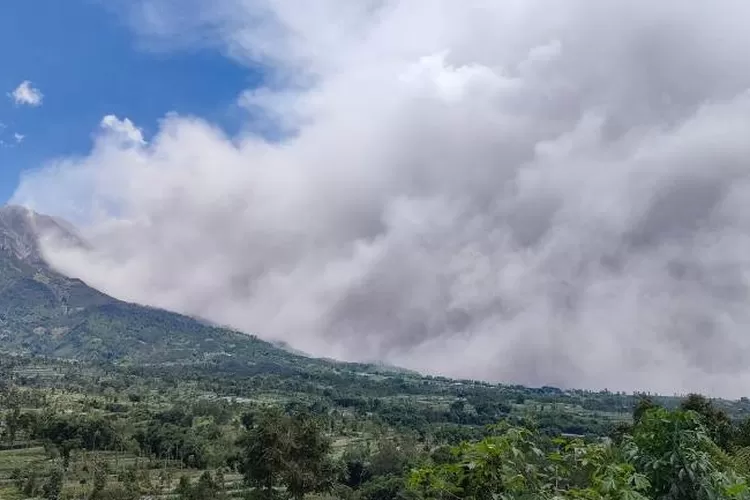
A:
0 205 370 375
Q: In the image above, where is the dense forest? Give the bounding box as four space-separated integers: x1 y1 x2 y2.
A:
2 354 750 499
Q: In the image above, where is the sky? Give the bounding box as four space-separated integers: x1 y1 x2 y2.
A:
10 0 750 398
0 0 257 202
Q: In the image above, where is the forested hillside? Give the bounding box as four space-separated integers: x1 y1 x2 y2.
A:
3 356 750 499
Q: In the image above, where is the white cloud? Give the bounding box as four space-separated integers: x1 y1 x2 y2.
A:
100 115 146 146
10 81 43 107
0 124 25 147
14 0 750 397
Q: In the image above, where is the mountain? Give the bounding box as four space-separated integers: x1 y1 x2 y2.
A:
0 205 87 264
0 205 353 374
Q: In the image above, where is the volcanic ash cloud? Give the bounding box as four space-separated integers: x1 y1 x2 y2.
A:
15 0 750 397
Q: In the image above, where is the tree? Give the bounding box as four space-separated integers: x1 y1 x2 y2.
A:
629 407 745 500
36 414 123 468
360 475 408 500
214 468 227 499
241 411 255 430
89 461 107 500
42 466 64 500
736 417 750 445
369 440 411 478
38 417 81 468
409 423 650 500
233 409 281 498
234 408 335 500
15 466 40 497
340 447 372 489
134 420 208 468
4 404 20 446
633 396 657 424
175 476 192 499
195 471 219 499
121 468 139 499
680 393 734 450
177 471 221 500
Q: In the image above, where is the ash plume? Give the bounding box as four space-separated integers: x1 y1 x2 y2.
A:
13 0 750 397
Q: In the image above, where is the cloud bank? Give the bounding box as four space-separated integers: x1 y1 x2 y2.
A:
13 0 750 397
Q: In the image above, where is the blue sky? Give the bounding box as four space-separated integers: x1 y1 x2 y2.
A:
0 0 259 203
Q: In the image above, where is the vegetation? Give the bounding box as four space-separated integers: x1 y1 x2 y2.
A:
3 354 750 500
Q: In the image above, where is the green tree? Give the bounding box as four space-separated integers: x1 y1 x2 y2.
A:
629 407 746 500
340 446 373 489
360 475 409 500
89 461 107 500
121 467 139 499
408 423 650 500
175 475 192 498
214 468 227 499
177 471 220 500
633 396 657 424
234 408 335 500
4 404 20 445
42 466 64 500
680 393 734 450
15 466 40 497
37 416 81 468
194 471 219 499
370 440 411 478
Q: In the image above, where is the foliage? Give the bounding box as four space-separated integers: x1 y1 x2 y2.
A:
34 413 122 467
409 423 650 500
176 471 225 500
233 407 336 499
628 407 747 500
42 465 63 500
680 394 735 450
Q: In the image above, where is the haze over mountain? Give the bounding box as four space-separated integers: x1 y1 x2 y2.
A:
11 1 750 397
0 204 353 378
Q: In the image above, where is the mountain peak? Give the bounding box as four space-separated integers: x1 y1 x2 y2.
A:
0 204 86 264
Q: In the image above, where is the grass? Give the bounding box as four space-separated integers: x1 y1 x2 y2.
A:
0 485 24 499
0 446 46 476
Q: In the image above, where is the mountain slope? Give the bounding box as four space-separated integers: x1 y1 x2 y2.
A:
0 205 342 373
